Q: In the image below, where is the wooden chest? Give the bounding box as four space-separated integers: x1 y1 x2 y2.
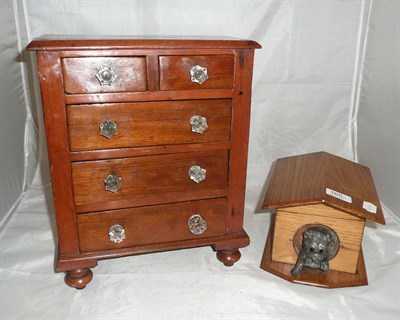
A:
27 37 261 289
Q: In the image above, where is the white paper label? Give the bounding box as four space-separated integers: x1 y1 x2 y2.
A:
325 188 352 203
363 201 377 214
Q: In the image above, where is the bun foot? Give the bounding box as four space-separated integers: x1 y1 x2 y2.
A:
216 249 241 267
64 268 93 289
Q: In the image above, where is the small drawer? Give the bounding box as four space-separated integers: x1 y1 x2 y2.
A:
159 55 234 91
77 198 227 252
67 99 231 151
62 57 147 94
71 150 228 208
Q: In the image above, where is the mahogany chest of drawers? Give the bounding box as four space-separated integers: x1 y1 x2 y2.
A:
27 37 261 289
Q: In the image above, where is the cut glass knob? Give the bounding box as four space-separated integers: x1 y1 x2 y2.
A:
99 119 117 139
96 66 117 86
190 65 208 84
190 115 208 134
188 165 206 184
109 224 126 243
188 215 207 235
104 173 122 193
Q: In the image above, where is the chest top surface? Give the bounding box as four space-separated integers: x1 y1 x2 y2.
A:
27 35 261 51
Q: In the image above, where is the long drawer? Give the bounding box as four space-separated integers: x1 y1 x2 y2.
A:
77 198 227 252
71 150 228 209
67 100 232 151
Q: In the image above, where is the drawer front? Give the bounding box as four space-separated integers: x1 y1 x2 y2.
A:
62 57 147 94
77 198 227 252
72 150 228 208
159 55 234 90
67 100 231 151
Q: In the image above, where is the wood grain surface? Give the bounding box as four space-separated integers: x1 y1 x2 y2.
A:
56 229 250 273
27 37 262 51
69 142 230 162
36 51 80 254
226 49 256 232
159 55 234 90
71 150 228 208
64 89 234 105
263 151 385 224
67 99 231 151
77 198 227 252
62 57 147 93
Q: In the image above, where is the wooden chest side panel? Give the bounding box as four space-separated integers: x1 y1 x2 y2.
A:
77 198 227 252
159 55 234 90
62 57 147 93
71 150 228 208
67 100 231 151
272 208 365 274
36 51 80 254
226 49 255 232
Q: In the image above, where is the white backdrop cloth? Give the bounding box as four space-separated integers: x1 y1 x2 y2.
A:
1 0 399 319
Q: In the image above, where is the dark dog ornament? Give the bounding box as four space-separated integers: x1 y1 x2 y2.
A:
291 226 339 276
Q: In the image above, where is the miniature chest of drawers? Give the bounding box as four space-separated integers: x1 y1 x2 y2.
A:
27 37 261 289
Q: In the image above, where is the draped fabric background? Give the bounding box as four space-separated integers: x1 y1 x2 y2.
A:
1 1 399 319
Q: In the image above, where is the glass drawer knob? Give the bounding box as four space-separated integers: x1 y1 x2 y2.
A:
99 119 117 139
190 65 208 84
104 173 122 193
109 224 126 243
96 65 117 86
190 115 208 134
188 215 207 235
189 165 206 184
